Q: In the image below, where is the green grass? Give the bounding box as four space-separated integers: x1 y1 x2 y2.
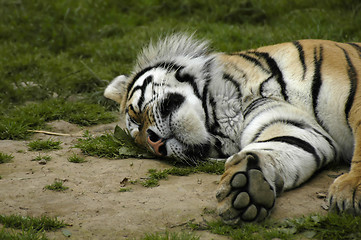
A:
32 155 52 162
75 126 153 159
27 139 62 151
0 214 66 240
75 131 123 159
0 215 66 231
187 213 361 240
67 153 86 163
140 161 225 187
0 99 116 140
285 213 361 240
44 181 69 192
0 228 48 240
142 231 200 240
119 187 132 192
0 152 14 164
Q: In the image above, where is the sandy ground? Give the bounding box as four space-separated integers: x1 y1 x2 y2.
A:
0 120 348 239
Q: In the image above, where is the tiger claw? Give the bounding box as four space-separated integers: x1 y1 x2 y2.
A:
328 172 361 215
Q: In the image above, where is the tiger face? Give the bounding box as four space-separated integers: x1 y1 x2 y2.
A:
104 37 221 163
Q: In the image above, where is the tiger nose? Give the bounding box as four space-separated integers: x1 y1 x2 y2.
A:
147 130 167 156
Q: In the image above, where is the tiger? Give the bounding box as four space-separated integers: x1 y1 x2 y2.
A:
104 33 361 224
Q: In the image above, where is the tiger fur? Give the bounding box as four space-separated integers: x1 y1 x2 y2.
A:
104 34 361 224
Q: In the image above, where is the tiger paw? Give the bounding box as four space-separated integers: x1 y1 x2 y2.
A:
216 153 276 224
328 172 361 215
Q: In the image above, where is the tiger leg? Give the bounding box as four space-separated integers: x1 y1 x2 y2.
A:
328 125 361 215
216 115 338 224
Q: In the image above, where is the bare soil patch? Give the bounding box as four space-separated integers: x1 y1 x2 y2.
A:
0 120 348 239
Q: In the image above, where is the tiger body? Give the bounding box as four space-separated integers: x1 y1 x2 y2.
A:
104 35 361 223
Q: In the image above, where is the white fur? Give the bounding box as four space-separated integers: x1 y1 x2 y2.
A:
104 75 128 103
134 33 210 73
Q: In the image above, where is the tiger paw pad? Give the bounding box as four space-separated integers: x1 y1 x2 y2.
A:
217 168 276 224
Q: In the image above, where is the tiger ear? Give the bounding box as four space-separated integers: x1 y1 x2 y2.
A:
104 75 129 111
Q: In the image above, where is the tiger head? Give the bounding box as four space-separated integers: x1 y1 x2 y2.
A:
104 34 224 163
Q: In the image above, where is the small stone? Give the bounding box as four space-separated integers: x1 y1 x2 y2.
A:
38 159 47 165
321 202 329 210
62 229 72 237
316 192 327 199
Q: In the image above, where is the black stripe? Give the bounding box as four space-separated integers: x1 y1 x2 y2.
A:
250 119 308 143
202 59 213 132
134 75 153 109
259 76 274 97
243 98 271 119
214 138 228 158
159 93 185 118
292 41 307 80
243 104 284 134
127 61 182 99
338 45 358 122
209 94 219 133
347 42 361 58
223 73 242 99
312 128 338 162
127 66 154 98
175 67 201 99
128 75 152 101
258 136 321 168
250 51 288 101
311 46 323 126
233 53 270 74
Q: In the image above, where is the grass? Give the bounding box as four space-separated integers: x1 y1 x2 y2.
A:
0 99 117 140
67 153 86 163
0 228 48 240
75 126 153 159
0 152 14 164
27 139 62 151
140 161 225 187
32 155 52 162
0 214 66 240
119 187 132 192
44 180 69 192
0 215 66 231
186 213 361 240
142 231 200 240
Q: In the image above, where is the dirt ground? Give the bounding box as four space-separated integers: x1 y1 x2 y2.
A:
0 120 348 239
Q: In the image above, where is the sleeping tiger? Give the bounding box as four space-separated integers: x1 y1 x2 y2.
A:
104 34 361 224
